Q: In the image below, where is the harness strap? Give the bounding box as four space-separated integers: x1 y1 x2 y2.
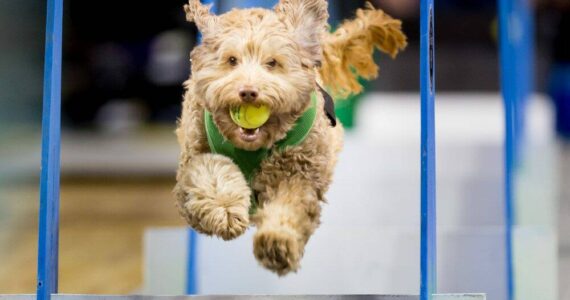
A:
319 85 337 127
204 89 327 213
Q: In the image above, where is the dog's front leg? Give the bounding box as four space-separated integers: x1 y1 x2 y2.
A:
251 177 322 275
174 153 251 240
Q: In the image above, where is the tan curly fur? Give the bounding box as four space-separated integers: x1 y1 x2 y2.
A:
321 2 408 97
175 0 406 275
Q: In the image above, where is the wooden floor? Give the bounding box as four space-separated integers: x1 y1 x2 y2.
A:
0 178 185 294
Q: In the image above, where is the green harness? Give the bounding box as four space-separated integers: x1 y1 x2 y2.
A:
204 92 318 213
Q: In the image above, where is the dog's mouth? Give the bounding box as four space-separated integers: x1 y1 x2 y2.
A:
238 127 261 142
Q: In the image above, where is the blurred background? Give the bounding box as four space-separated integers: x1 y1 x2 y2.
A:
0 0 568 299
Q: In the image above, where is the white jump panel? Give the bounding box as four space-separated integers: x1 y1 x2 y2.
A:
143 228 509 298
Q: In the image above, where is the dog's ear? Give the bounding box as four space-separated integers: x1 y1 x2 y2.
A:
184 0 219 36
320 3 407 97
274 0 329 66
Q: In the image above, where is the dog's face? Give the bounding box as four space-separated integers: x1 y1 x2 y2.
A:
185 0 328 151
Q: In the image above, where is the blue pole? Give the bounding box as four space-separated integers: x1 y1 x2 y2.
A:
420 0 436 300
498 0 519 299
516 0 534 158
185 229 198 295
36 0 63 300
498 0 534 299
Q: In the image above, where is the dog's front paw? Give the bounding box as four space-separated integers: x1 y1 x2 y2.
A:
185 194 249 240
253 227 303 276
176 154 251 240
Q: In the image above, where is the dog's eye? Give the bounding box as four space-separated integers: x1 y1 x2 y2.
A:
266 59 278 68
228 56 238 66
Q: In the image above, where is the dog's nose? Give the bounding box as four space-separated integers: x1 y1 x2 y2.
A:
239 86 259 102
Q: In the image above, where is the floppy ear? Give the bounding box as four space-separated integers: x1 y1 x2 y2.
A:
274 0 329 66
184 0 219 36
320 3 407 97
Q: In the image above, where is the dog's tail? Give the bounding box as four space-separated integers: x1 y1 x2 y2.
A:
320 3 407 98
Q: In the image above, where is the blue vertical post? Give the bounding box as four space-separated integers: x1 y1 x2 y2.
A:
185 229 198 295
498 0 516 291
420 0 436 300
185 0 217 295
36 0 63 300
498 0 533 299
516 0 534 156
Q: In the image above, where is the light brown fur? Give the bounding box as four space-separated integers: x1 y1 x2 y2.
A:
174 0 406 275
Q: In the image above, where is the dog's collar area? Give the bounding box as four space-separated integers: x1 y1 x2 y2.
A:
204 86 335 214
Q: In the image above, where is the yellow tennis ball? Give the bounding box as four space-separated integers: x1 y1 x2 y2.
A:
230 104 271 129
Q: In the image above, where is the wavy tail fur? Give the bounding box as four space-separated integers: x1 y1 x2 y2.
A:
320 3 407 98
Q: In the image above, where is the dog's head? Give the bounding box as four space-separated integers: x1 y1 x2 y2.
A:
185 0 328 151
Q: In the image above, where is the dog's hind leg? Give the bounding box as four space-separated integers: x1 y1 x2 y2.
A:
174 153 251 241
251 178 322 275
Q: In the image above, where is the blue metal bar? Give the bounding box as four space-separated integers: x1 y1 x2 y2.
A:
36 0 63 300
420 0 436 300
498 0 521 299
516 0 534 158
185 229 198 295
498 0 534 299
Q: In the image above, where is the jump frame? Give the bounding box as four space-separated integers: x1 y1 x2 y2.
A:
4 0 534 299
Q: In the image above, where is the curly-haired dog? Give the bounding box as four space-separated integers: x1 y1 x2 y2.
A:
174 0 406 275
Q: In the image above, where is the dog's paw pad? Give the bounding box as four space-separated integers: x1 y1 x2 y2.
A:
253 228 302 275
